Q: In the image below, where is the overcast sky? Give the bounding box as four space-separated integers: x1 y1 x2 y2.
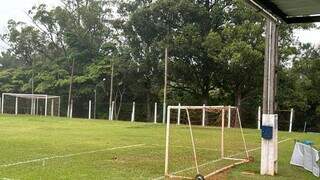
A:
0 0 319 52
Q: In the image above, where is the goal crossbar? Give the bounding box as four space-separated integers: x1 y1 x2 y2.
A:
2 93 60 99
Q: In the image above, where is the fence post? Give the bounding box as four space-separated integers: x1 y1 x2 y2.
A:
154 102 157 124
177 103 181 125
45 95 48 116
51 99 54 116
1 94 4 114
88 100 92 119
131 102 135 122
289 108 294 133
202 104 206 127
58 97 61 117
227 106 231 128
15 97 18 115
258 106 261 130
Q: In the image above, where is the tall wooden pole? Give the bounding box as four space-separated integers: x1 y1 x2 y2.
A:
261 19 279 176
163 48 168 124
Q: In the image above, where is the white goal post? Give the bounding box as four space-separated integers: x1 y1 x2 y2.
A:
164 105 250 179
1 93 61 116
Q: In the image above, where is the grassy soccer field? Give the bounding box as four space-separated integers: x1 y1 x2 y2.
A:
0 115 318 180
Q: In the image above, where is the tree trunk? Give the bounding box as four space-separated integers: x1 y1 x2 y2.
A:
67 58 75 117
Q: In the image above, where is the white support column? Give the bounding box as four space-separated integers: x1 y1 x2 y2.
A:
261 20 278 176
227 106 231 128
45 96 48 116
15 97 18 115
177 103 181 125
289 108 294 133
261 114 278 175
51 99 54 116
258 106 261 130
1 94 4 114
88 100 92 119
202 104 206 127
154 102 157 124
111 101 115 120
131 102 135 122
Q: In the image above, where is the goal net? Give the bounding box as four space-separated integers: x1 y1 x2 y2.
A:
1 93 60 116
164 105 250 179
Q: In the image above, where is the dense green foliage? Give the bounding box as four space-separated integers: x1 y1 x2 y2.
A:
0 0 319 130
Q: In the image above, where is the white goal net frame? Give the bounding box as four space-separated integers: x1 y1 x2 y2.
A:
164 105 250 179
1 93 61 116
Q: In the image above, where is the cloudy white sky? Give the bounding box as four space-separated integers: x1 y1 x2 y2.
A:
0 0 319 52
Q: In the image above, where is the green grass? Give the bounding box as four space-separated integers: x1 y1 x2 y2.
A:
0 114 318 179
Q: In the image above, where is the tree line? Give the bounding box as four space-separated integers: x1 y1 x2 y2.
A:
0 0 319 131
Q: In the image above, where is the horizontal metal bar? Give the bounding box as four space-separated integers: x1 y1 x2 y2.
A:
168 106 237 110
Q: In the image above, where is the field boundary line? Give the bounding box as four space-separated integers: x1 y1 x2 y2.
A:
150 144 220 152
152 138 291 180
0 143 145 168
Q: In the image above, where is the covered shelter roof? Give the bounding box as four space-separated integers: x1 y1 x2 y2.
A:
246 0 320 23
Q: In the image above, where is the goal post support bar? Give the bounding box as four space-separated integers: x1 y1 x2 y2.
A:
164 105 250 178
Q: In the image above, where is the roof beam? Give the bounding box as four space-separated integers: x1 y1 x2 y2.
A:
286 16 320 24
245 0 279 23
254 0 287 20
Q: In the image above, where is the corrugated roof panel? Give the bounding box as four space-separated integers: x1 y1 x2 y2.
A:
272 0 320 17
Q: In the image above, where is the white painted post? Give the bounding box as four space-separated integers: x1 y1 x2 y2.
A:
258 106 261 130
44 96 48 116
177 103 181 125
51 99 54 116
88 100 92 119
303 121 307 132
70 99 73 118
15 97 18 115
111 101 115 120
1 94 4 114
131 102 135 122
221 108 225 158
289 108 294 133
227 106 231 128
164 106 171 176
154 102 157 124
202 104 205 127
261 114 278 175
